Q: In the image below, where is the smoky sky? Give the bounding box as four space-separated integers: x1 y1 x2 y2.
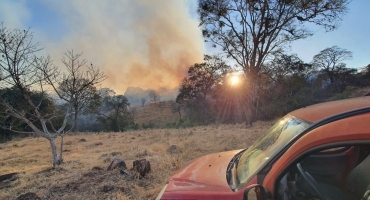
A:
3 0 205 94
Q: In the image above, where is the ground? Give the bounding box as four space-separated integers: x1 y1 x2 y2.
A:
0 121 272 200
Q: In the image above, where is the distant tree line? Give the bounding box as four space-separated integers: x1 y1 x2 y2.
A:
176 49 370 126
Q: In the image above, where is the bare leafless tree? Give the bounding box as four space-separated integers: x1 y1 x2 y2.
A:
57 50 107 133
0 24 72 166
148 90 160 103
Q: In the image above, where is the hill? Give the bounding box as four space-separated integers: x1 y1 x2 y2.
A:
132 101 181 128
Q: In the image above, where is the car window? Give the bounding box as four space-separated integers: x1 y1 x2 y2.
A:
236 115 310 188
275 145 367 200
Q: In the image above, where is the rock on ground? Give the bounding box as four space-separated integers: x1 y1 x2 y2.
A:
107 158 126 170
133 159 151 177
16 192 41 200
167 145 182 154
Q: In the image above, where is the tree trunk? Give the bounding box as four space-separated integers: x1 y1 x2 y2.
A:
59 135 64 163
112 120 119 132
49 138 62 167
245 73 258 127
245 100 253 127
73 110 78 133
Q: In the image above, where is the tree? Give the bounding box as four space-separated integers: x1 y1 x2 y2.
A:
268 54 315 82
171 103 182 120
257 54 316 118
148 90 160 103
141 98 146 107
177 54 230 123
0 24 72 166
0 87 57 141
93 89 132 132
57 50 106 133
198 0 350 125
312 46 354 90
359 64 370 86
130 107 137 123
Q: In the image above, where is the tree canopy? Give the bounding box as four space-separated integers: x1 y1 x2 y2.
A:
198 0 351 125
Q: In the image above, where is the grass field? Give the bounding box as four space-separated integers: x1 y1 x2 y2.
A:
133 101 181 128
0 121 272 200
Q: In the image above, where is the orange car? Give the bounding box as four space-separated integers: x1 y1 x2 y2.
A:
156 96 370 200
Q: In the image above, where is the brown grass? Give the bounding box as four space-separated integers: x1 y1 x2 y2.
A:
134 102 181 127
0 121 272 200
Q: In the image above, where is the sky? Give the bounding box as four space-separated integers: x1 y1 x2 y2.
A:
0 0 369 94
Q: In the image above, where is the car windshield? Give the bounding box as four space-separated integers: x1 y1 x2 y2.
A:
236 115 310 187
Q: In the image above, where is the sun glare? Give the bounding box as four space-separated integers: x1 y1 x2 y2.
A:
230 75 240 86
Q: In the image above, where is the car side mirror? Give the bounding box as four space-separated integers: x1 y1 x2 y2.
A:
243 184 266 200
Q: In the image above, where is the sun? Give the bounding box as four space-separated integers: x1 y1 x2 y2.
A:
230 75 240 86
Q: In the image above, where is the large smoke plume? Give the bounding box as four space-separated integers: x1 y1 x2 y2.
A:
11 0 205 93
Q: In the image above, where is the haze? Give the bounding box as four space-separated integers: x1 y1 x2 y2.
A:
0 0 204 93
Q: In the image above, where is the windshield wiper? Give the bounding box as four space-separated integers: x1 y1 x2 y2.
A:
226 148 247 185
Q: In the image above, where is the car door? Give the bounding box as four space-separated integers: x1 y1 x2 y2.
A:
260 112 370 198
300 146 357 188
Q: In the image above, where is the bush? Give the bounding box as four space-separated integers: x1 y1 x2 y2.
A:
127 123 140 130
330 86 358 101
141 122 156 129
165 119 195 129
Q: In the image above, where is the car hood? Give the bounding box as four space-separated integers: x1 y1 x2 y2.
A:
166 149 243 192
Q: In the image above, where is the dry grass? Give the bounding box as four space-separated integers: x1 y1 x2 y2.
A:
0 121 272 200
134 102 181 127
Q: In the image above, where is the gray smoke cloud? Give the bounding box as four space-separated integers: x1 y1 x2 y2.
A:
31 0 205 93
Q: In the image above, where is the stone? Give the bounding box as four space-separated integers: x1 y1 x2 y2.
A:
0 172 18 182
94 142 103 146
0 172 18 189
92 166 104 170
107 158 126 170
120 170 131 178
78 138 87 142
166 145 182 154
102 185 114 193
16 192 41 200
133 159 151 177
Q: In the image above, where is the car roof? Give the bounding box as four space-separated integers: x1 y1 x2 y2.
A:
290 96 370 123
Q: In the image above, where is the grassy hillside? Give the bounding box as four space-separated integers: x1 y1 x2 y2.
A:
132 86 370 128
0 121 272 200
133 102 182 128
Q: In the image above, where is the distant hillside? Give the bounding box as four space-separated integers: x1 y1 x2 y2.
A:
349 86 370 98
129 85 370 127
124 86 178 105
132 101 182 127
